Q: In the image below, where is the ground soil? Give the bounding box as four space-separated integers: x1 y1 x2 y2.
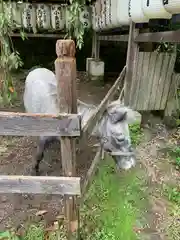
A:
137 122 180 240
0 70 179 240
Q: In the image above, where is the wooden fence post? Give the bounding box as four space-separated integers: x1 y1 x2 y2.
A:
124 21 139 106
55 40 78 238
92 31 100 59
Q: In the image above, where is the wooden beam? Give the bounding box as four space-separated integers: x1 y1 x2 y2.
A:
0 175 81 195
96 30 180 43
0 112 80 136
124 21 139 106
135 30 180 43
82 149 101 197
10 33 66 38
92 31 100 59
82 66 126 140
55 39 78 237
110 151 136 156
98 34 129 42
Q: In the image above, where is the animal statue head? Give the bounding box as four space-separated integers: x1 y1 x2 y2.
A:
79 99 141 170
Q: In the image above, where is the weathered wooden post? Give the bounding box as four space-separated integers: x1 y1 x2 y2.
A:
124 21 139 106
55 39 78 238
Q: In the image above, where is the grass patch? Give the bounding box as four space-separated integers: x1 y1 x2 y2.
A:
80 157 148 240
129 123 143 146
165 205 180 240
168 147 180 170
80 122 145 239
0 222 66 240
162 146 180 240
163 185 180 205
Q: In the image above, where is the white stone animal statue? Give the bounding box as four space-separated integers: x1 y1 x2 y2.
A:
23 67 141 175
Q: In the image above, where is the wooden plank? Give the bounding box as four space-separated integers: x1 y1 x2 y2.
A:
55 39 78 238
154 54 170 110
164 73 180 116
82 149 101 197
143 52 157 110
110 151 136 156
135 30 180 43
160 53 176 109
0 175 81 195
0 112 80 136
124 21 139 106
149 53 163 110
131 51 143 109
138 52 151 110
98 34 129 42
10 33 65 38
92 31 100 59
82 66 126 141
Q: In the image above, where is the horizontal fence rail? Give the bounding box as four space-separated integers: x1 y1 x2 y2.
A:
98 35 129 42
134 30 180 43
10 33 66 38
0 175 81 195
98 30 180 43
0 112 81 136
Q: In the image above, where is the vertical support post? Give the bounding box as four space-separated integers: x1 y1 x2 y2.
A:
92 31 100 59
0 42 4 102
55 40 78 238
124 21 139 106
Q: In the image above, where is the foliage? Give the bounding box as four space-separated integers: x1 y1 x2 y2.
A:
162 146 180 239
0 230 20 240
129 123 143 146
0 222 66 240
169 147 180 171
163 186 180 240
0 0 25 105
0 0 92 104
163 183 180 206
80 157 148 240
166 205 180 240
66 0 92 50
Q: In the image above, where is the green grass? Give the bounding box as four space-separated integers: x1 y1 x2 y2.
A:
0 223 66 240
162 146 180 240
129 123 143 146
79 123 145 239
80 158 148 240
168 147 180 170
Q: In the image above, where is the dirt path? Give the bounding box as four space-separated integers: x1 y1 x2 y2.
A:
136 122 180 240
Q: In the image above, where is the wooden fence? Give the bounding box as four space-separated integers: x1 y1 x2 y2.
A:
0 40 80 239
0 39 126 239
123 22 178 112
128 51 177 111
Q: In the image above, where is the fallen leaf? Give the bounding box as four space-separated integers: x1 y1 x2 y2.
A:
70 220 78 233
8 87 14 93
133 226 144 233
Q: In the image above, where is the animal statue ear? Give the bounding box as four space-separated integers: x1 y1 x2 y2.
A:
109 110 127 124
